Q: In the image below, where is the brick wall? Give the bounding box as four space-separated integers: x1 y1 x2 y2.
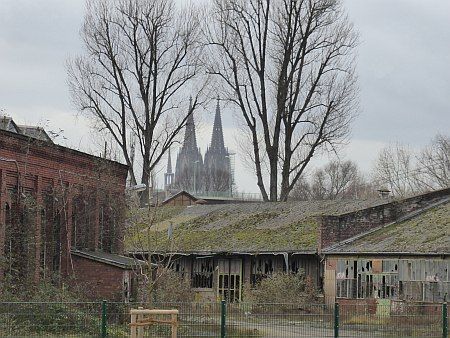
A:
319 188 449 251
71 255 126 301
0 129 128 283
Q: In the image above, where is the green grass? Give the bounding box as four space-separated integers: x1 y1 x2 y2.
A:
127 216 319 252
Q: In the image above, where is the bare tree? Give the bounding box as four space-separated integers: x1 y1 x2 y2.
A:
372 144 419 197
126 199 188 302
373 136 449 198
289 175 311 200
68 0 205 206
291 159 371 200
322 160 358 198
204 0 358 201
416 134 449 190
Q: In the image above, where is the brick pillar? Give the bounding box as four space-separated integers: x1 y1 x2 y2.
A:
115 192 125 254
0 169 6 281
93 189 100 251
65 190 73 275
34 176 42 284
60 184 74 277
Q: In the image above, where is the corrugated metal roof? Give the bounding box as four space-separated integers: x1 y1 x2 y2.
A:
71 250 146 269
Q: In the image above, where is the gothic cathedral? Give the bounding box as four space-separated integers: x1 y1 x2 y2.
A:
165 99 232 196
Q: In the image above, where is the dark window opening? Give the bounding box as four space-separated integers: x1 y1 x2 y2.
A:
251 257 273 286
192 258 213 288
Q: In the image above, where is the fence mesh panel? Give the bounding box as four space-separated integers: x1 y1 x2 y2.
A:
0 302 102 337
108 302 222 337
226 303 334 337
339 302 443 338
0 301 446 337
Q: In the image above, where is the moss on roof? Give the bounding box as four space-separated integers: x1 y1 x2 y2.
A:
125 198 388 253
327 202 450 254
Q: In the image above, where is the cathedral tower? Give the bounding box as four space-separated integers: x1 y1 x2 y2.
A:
174 98 204 193
204 99 231 195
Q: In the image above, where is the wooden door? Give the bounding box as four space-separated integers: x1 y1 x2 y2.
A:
217 258 242 302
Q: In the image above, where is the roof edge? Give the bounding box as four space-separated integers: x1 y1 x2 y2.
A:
322 251 449 257
71 250 145 269
0 128 128 170
323 197 450 254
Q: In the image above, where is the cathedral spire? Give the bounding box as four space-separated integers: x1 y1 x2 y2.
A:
182 96 199 152
164 147 175 190
174 97 204 193
203 98 231 195
166 148 173 174
209 98 226 153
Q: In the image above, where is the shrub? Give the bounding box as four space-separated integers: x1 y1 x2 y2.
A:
243 272 317 309
153 268 194 303
0 280 101 336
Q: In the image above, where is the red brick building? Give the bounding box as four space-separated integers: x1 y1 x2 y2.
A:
0 117 131 298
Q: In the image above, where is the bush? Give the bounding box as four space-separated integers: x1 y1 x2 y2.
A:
0 280 101 336
153 268 194 303
244 272 317 308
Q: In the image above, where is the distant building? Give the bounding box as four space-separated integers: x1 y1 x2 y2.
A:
204 100 232 195
0 116 53 142
170 99 232 197
174 98 204 193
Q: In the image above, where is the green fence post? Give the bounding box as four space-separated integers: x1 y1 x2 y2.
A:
443 302 448 338
101 300 107 338
221 300 227 338
334 302 339 338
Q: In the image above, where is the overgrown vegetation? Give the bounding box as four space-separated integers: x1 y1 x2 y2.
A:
0 280 100 336
244 273 317 309
152 268 194 303
127 218 319 253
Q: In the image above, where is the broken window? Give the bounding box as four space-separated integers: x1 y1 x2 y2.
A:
336 258 448 302
251 257 273 286
171 257 189 278
336 260 357 298
192 258 214 288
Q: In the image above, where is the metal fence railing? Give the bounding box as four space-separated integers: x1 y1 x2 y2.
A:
0 301 448 337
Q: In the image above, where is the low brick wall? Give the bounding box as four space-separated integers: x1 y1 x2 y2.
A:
319 188 449 250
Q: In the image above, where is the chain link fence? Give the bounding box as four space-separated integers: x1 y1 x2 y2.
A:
0 301 447 337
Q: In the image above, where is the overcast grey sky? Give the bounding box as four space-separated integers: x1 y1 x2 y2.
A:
1 0 449 193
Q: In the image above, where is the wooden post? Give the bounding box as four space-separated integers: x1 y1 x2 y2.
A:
130 311 137 338
137 306 144 338
171 313 177 338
